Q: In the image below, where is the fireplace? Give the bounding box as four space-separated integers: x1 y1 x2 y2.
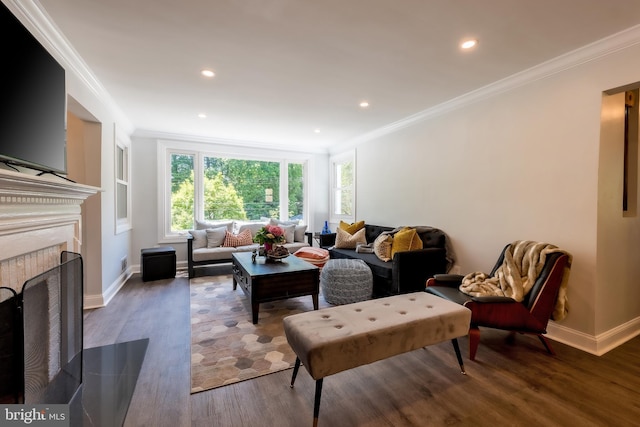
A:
0 169 96 404
0 170 148 425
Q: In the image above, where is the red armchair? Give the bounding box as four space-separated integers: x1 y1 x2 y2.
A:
425 244 571 360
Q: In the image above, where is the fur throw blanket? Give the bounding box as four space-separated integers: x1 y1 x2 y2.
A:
459 240 572 321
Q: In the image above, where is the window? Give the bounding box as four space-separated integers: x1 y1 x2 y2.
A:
115 133 131 233
330 150 355 224
288 162 305 220
170 153 195 231
202 156 282 221
158 141 309 240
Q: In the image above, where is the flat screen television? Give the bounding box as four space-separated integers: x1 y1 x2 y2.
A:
0 2 66 175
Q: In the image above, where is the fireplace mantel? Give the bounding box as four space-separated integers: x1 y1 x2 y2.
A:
0 168 100 292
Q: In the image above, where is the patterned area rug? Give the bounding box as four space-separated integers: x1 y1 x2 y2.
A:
190 274 329 393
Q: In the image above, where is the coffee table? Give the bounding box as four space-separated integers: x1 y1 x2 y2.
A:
231 251 320 324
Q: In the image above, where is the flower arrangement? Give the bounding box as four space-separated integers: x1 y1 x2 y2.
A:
253 225 286 246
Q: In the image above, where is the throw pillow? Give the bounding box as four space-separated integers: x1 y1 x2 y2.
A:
294 224 308 242
195 219 233 232
391 227 423 258
206 226 228 248
294 247 330 260
334 227 366 249
339 220 365 235
189 229 207 249
294 247 330 268
282 224 296 244
222 229 253 247
373 233 393 262
238 222 268 239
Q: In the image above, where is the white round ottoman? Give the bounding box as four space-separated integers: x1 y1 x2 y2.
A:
321 259 373 305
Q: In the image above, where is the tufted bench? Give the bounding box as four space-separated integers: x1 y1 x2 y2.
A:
283 292 471 426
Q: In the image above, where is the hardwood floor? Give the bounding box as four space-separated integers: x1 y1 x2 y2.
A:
83 272 640 427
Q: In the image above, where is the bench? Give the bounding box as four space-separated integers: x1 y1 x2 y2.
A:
283 292 471 426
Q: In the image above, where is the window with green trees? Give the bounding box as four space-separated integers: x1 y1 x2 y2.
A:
168 151 306 233
330 150 355 223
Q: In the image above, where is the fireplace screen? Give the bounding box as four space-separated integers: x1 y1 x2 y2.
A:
21 251 83 404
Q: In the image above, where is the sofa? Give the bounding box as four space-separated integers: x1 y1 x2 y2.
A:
187 219 312 278
327 224 453 297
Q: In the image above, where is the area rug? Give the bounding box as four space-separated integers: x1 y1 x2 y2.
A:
190 274 329 393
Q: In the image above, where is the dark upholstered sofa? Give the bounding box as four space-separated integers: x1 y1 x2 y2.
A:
328 224 452 297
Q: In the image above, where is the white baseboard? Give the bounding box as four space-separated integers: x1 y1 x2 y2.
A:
83 268 132 309
83 293 105 310
84 262 188 309
547 316 640 356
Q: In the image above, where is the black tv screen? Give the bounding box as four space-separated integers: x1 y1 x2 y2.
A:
0 2 66 174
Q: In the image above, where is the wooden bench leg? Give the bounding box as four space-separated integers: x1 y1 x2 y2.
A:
451 338 466 374
313 378 323 427
290 357 301 388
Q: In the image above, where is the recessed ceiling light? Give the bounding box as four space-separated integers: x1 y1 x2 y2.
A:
201 69 215 78
198 113 207 119
359 101 370 108
314 129 321 133
461 39 478 50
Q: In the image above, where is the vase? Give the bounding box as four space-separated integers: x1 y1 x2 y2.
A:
264 242 273 252
321 221 331 234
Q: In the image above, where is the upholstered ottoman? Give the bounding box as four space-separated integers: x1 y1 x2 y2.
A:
283 292 471 426
141 246 176 282
320 259 373 305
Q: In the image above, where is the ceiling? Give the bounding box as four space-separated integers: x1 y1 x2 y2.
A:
33 0 640 151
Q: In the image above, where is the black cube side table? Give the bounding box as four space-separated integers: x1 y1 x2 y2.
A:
141 246 176 282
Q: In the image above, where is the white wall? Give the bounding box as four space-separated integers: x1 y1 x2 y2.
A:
350 40 640 353
129 137 163 262
66 112 103 305
65 76 133 306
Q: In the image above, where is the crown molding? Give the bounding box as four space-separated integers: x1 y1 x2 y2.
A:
6 0 135 134
338 24 640 152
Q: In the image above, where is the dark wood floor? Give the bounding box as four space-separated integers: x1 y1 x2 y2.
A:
83 271 640 427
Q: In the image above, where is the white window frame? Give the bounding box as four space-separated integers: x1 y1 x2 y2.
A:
329 149 356 224
114 128 132 234
157 139 310 243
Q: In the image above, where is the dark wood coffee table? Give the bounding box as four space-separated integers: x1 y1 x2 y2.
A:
231 251 320 324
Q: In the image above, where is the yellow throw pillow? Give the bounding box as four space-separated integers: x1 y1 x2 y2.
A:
334 227 366 249
373 233 393 262
339 220 365 235
391 227 423 258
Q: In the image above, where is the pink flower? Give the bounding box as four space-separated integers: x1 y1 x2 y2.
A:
267 225 284 237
